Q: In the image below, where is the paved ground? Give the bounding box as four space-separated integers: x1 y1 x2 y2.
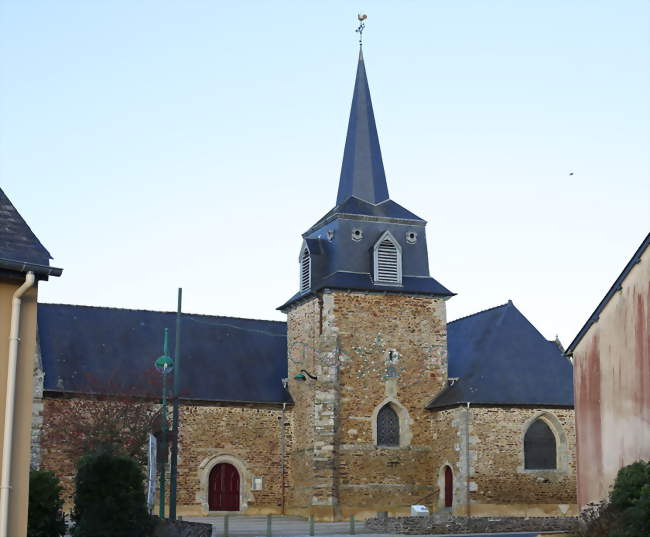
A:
181 515 545 537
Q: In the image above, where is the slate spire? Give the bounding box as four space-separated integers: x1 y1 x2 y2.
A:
336 49 390 205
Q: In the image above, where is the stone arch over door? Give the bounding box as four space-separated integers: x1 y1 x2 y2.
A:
198 453 253 513
437 463 455 509
371 397 413 447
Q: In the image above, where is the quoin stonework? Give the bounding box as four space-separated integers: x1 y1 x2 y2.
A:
33 47 577 520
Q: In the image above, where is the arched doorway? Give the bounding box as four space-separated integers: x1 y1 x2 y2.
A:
209 463 240 511
444 465 453 507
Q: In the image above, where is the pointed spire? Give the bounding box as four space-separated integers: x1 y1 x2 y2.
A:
336 50 389 205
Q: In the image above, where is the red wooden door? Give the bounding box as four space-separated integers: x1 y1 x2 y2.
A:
444 466 453 507
209 463 240 511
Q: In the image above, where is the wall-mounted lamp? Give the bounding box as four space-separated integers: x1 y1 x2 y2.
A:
294 369 318 381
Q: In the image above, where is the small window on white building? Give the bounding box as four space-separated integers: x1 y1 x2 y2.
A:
300 247 311 292
373 231 402 285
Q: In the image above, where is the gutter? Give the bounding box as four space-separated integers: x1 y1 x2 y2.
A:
0 258 63 278
0 271 35 537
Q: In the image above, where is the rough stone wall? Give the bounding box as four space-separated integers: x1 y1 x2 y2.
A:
31 339 44 469
365 514 578 534
285 291 448 520
463 406 577 517
176 402 291 516
573 243 650 508
430 408 463 512
40 397 79 504
40 396 292 516
285 298 320 514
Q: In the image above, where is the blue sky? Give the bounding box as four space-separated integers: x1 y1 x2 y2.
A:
1 2 648 346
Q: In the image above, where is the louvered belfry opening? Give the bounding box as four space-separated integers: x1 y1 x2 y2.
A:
300 247 311 292
524 419 557 469
374 234 401 284
377 404 399 446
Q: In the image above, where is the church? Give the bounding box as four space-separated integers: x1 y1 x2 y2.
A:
31 47 577 520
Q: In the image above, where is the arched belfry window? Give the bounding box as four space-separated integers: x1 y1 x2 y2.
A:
373 231 402 285
300 247 311 292
377 404 399 446
524 418 557 469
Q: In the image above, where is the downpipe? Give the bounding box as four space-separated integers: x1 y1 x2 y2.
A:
0 271 35 537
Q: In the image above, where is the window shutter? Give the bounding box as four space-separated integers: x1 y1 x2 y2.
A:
375 236 401 284
300 248 311 292
524 419 557 469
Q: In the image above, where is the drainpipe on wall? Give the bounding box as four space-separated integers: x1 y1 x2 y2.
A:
0 271 35 537
465 402 471 519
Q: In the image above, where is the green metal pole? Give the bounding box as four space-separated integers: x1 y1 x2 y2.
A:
159 329 169 519
266 514 272 537
170 288 182 520
349 514 355 535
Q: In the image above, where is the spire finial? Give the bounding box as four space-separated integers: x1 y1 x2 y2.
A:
356 14 367 47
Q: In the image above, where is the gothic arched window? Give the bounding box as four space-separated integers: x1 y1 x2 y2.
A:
377 404 399 446
524 418 557 469
373 231 402 285
299 247 311 292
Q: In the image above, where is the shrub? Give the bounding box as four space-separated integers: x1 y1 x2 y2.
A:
27 469 66 537
609 462 650 537
72 452 153 537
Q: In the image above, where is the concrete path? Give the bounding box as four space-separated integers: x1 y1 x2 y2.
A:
181 515 545 537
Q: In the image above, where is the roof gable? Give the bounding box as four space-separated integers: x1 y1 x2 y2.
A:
428 301 574 408
0 187 52 267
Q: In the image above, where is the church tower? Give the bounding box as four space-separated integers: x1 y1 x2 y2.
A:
279 48 453 521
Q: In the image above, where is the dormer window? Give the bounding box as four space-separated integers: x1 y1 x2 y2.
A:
373 231 402 285
300 247 311 292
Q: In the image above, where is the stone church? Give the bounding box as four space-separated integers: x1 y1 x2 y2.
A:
31 49 577 520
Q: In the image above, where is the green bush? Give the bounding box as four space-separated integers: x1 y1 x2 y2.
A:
72 452 153 537
27 469 66 537
609 461 650 537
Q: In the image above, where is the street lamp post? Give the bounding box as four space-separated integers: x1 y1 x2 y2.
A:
154 328 174 520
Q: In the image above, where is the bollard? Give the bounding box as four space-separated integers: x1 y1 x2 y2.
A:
349 514 355 535
224 514 229 537
309 514 314 536
266 514 272 537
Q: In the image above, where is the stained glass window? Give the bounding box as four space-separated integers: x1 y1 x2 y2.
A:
377 404 399 446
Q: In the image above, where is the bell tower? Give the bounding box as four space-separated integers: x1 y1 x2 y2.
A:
279 45 453 521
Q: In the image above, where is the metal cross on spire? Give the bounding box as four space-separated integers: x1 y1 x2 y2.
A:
356 14 367 46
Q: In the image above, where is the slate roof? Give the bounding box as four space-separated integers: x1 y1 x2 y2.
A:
337 49 389 206
0 187 61 276
38 303 290 404
565 232 650 355
279 50 452 311
278 273 453 311
427 301 574 409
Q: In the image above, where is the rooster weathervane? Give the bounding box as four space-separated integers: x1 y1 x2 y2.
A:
356 14 367 46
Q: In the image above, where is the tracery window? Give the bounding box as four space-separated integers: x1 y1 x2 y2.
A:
377 404 399 446
524 418 557 469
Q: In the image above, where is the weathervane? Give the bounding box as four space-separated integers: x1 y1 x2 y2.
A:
356 14 367 46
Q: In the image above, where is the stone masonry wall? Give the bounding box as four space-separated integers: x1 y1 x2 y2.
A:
285 290 448 520
40 396 292 516
31 341 44 469
458 406 577 517
430 408 463 512
176 402 291 516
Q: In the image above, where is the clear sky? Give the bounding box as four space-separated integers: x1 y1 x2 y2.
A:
1 2 648 347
